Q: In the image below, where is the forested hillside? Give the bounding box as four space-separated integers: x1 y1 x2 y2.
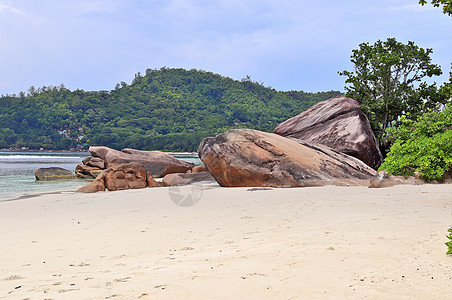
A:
0 68 341 151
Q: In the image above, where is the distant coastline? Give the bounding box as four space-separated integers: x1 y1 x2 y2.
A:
0 148 88 153
0 148 198 156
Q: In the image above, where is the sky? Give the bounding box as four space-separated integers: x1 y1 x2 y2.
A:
0 0 451 95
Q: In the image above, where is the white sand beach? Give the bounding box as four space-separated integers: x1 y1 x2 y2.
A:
0 184 451 299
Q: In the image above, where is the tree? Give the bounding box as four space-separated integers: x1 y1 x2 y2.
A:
0 67 342 151
418 1 452 110
419 0 452 16
379 103 452 181
440 64 452 100
339 38 445 148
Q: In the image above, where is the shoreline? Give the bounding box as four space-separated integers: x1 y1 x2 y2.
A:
0 148 89 153
0 184 451 299
0 151 200 202
0 149 199 156
0 181 88 202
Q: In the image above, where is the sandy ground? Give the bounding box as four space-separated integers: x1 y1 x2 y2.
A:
0 183 451 299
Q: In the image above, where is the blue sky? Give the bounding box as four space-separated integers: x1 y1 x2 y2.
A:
0 0 451 95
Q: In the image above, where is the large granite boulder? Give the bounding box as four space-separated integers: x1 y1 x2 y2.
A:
35 167 77 181
76 162 162 193
104 162 148 191
198 129 376 187
89 146 194 177
274 96 383 169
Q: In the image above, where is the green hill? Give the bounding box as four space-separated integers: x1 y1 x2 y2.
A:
0 68 342 151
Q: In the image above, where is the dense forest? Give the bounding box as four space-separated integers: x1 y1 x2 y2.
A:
0 68 341 151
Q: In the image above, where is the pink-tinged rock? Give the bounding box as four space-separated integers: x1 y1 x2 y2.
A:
77 163 160 193
76 171 106 193
89 146 194 177
104 162 147 191
191 165 207 173
146 172 161 188
162 172 215 186
369 171 424 188
82 156 105 169
75 164 103 179
274 96 383 169
198 128 376 188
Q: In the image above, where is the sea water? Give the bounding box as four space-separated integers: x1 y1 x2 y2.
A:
0 151 202 201
0 151 90 201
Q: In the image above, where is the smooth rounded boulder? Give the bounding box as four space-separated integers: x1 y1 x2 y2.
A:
162 172 215 186
274 96 383 169
89 146 194 177
198 129 376 188
35 167 77 181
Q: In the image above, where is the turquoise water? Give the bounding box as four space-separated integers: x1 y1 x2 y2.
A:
171 154 202 165
0 151 90 201
0 151 202 201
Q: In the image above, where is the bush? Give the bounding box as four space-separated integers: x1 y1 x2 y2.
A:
447 227 452 255
379 105 452 182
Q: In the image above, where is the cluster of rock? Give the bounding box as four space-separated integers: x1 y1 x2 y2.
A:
41 96 423 191
76 146 212 193
198 96 383 188
77 162 158 193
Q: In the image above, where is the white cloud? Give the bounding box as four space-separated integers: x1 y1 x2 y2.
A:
0 0 451 94
0 2 24 16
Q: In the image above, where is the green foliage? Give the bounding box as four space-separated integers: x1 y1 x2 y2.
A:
440 64 452 101
339 38 446 146
447 227 452 255
419 0 452 16
379 105 452 181
0 68 341 151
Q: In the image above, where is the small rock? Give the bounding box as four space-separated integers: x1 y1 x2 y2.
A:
162 172 215 186
247 187 273 191
192 165 207 173
76 171 106 193
82 156 105 169
369 171 424 188
35 167 76 181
